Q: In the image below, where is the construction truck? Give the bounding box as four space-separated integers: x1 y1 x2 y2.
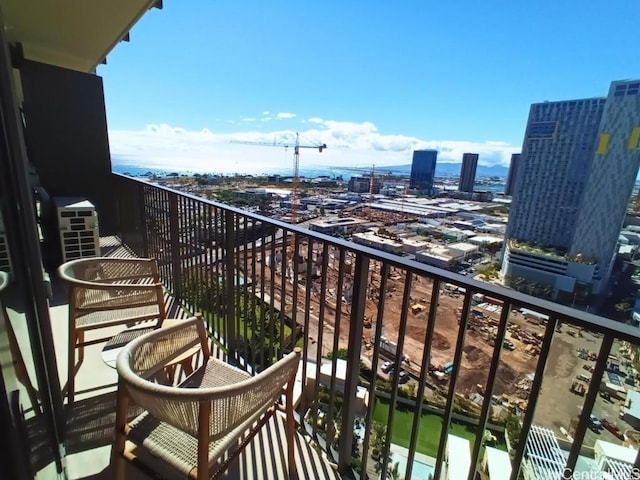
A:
570 381 586 396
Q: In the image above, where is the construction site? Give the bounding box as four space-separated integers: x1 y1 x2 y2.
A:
184 136 639 445
241 235 639 448
246 239 543 409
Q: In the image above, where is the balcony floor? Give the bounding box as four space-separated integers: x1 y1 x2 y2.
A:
6 236 339 480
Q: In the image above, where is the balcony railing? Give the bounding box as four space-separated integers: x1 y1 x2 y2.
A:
113 173 640 480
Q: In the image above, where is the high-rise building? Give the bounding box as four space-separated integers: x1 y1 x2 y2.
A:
504 153 521 196
458 153 479 192
502 79 640 296
409 149 438 193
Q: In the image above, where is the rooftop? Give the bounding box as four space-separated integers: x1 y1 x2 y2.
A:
595 439 638 465
524 425 566 479
485 446 512 480
508 239 595 265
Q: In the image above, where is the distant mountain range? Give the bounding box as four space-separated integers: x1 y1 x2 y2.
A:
112 156 510 180
371 162 509 178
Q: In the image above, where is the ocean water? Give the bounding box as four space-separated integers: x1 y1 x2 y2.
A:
111 158 506 190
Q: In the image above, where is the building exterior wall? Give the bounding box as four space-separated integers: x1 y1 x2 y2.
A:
505 97 605 250
570 80 640 289
410 149 438 192
505 153 520 196
347 176 370 193
458 153 478 192
501 242 598 294
503 79 640 294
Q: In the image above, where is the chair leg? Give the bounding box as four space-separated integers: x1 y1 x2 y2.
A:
67 331 76 405
285 381 297 479
78 330 85 364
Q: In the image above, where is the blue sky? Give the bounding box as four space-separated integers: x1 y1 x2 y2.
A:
100 0 640 174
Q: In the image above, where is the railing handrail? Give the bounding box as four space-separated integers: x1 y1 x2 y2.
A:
112 172 640 343
113 171 640 479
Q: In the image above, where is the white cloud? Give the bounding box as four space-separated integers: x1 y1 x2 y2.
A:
308 117 324 124
108 119 519 175
276 112 296 119
242 117 257 122
262 111 270 115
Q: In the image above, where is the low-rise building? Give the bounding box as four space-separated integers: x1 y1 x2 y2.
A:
593 439 638 479
477 223 507 235
443 434 471 480
401 236 431 254
441 227 471 242
352 231 403 254
501 239 599 296
308 217 366 235
521 425 566 480
469 235 503 247
447 242 479 259
415 246 462 269
301 359 368 416
623 390 640 429
235 187 270 197
481 446 512 480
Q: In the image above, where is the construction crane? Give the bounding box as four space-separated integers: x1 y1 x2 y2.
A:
341 165 403 212
232 133 326 224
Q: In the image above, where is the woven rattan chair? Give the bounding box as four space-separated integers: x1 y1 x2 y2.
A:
58 257 166 404
112 317 301 480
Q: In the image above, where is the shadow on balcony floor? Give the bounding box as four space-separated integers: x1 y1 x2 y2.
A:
38 236 341 480
59 403 339 480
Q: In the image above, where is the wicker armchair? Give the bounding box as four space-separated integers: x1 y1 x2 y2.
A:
112 317 301 480
58 257 166 404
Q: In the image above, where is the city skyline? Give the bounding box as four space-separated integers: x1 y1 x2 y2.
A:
96 1 640 174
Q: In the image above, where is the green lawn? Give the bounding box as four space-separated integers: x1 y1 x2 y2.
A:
372 399 507 458
199 310 292 342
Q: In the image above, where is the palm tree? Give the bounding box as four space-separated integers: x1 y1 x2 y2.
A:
384 461 400 480
370 421 387 459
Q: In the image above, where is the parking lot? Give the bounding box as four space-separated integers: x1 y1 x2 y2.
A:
533 328 636 448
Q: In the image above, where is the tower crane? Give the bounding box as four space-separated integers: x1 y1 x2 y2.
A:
231 133 326 224
341 165 404 215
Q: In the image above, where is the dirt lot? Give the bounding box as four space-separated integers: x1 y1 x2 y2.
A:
244 239 637 447
247 242 539 393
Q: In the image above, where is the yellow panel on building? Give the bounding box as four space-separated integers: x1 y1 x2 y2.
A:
596 133 610 154
629 127 640 150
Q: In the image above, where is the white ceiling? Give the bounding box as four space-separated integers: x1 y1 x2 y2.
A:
1 0 158 72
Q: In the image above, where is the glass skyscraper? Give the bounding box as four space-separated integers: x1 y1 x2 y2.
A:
502 79 640 295
458 153 478 192
409 149 438 192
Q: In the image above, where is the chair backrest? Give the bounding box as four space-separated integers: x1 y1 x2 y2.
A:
58 257 160 285
58 257 165 319
127 318 207 379
117 317 300 440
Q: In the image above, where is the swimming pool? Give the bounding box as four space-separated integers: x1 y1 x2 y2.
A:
392 452 435 480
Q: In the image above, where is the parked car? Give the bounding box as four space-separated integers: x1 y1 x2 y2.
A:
398 370 410 384
382 361 395 373
589 414 603 431
601 419 624 440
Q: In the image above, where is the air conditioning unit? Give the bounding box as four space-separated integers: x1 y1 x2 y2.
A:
54 197 100 263
0 209 12 278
